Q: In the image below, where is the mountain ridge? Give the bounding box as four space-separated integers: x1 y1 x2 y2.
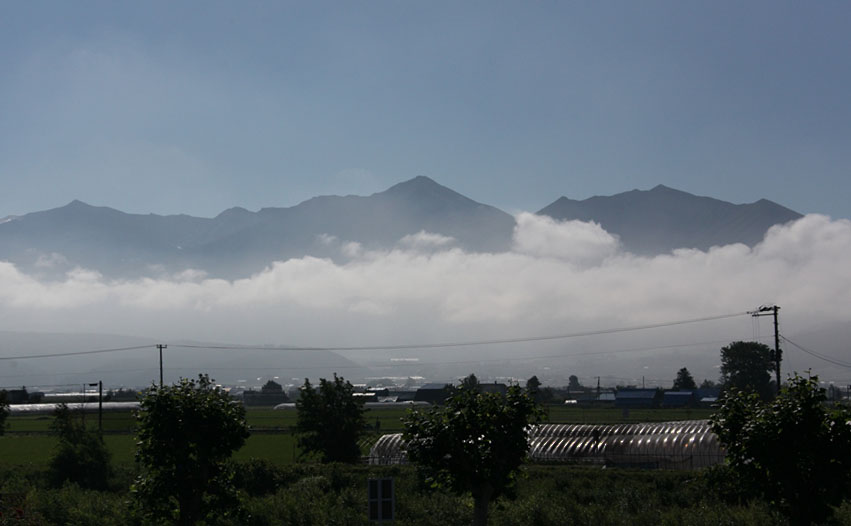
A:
537 185 802 254
0 177 804 277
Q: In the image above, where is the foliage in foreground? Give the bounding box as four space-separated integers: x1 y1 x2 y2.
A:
47 403 112 491
0 463 807 526
711 373 851 524
403 383 544 526
0 390 8 435
295 374 367 463
133 375 250 526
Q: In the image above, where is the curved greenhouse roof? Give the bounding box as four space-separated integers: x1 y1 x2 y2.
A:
369 420 724 470
8 401 140 415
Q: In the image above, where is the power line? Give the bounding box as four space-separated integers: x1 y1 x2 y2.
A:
0 311 747 363
172 312 749 353
1 335 766 379
0 345 153 361
780 335 851 369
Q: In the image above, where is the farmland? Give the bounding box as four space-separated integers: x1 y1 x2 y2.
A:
0 405 714 466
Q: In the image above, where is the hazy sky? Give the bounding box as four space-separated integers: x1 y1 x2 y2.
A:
3 2 851 386
1 1 849 219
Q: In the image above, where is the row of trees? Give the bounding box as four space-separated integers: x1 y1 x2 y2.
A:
0 389 8 435
10 338 849 525
40 375 250 525
116 373 540 526
669 341 774 395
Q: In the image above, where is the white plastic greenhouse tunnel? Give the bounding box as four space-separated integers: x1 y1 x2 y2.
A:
368 420 724 470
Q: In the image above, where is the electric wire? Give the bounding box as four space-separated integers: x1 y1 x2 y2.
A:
171 312 749 353
0 312 746 361
1 335 769 381
0 344 152 361
780 335 851 369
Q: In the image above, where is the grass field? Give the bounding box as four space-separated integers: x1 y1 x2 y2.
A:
0 405 716 467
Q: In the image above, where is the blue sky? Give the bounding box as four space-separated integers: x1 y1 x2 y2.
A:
1 1 849 219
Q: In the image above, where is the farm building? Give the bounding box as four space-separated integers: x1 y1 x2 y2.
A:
413 383 452 404
614 389 660 408
662 391 696 408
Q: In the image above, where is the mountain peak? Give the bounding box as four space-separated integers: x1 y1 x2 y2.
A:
378 176 474 204
538 185 802 254
382 175 444 193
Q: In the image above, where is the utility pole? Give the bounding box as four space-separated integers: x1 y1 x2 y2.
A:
98 380 102 432
750 305 781 394
157 344 167 387
89 381 102 433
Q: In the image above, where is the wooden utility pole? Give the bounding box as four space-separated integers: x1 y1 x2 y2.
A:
88 381 103 432
157 344 167 387
98 380 102 432
750 305 781 394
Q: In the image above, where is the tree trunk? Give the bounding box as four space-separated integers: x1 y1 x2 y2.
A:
472 486 492 526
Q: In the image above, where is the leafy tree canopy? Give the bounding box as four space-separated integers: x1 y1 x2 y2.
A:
568 375 582 390
720 341 774 399
526 375 541 395
261 379 283 393
672 367 697 391
0 390 8 435
133 374 250 526
403 384 544 526
710 374 851 524
295 374 367 463
460 373 481 392
48 403 112 490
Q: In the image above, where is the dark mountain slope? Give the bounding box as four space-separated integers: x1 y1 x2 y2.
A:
538 185 802 254
0 177 515 277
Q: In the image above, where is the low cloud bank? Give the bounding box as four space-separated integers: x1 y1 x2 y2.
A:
0 214 849 351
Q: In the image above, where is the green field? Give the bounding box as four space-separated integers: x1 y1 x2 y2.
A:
0 405 715 467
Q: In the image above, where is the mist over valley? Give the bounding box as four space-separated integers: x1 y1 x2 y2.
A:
1 178 849 390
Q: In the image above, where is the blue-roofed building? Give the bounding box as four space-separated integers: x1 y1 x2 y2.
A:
615 389 660 409
662 391 696 408
413 383 452 404
695 387 721 407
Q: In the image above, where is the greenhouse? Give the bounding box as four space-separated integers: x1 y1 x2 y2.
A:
368 420 724 470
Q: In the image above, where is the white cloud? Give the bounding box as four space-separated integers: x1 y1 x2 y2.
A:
34 252 69 269
0 214 849 380
512 212 620 265
316 233 338 246
398 231 455 251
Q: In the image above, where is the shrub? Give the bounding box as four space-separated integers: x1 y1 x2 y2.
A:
47 404 112 490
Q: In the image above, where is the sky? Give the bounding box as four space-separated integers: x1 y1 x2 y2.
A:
1 1 850 220
2 2 851 387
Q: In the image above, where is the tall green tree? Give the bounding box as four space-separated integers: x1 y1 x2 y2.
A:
568 375 582 390
48 403 112 490
525 375 541 397
0 390 8 435
460 373 481 392
133 375 250 526
710 374 851 524
295 374 367 463
403 384 544 526
720 341 774 399
672 367 697 390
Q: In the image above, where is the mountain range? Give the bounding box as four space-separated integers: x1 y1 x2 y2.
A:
0 176 802 278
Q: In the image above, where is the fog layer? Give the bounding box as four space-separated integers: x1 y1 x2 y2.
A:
1 214 849 382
